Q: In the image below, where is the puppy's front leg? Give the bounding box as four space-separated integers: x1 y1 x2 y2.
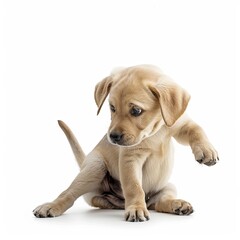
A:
119 150 149 222
173 117 219 166
33 155 106 217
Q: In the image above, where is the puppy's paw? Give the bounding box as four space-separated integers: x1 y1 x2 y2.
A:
171 199 193 215
125 205 150 222
33 202 63 218
192 142 219 166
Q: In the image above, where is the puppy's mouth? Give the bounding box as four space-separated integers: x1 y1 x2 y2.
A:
107 132 141 147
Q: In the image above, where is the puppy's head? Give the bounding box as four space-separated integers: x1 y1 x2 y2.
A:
95 65 190 147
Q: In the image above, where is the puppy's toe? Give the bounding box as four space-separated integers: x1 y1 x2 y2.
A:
172 199 193 216
192 143 219 167
33 203 62 218
125 205 150 222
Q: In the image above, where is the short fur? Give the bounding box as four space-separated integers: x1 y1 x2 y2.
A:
33 65 219 221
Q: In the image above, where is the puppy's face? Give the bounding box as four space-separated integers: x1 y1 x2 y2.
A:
107 82 163 146
95 65 190 147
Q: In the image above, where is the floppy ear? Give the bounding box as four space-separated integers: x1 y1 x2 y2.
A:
94 76 113 115
149 82 191 127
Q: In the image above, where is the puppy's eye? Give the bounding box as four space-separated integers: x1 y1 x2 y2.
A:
130 106 142 117
110 104 116 113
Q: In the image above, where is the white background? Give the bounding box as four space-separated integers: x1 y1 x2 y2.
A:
1 0 238 239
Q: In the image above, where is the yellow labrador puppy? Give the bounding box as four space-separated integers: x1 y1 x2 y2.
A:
33 65 219 221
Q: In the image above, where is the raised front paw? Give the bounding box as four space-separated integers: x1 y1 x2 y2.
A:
33 202 63 218
192 142 219 166
125 204 150 222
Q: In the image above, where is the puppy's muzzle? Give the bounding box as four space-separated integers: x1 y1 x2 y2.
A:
110 132 124 144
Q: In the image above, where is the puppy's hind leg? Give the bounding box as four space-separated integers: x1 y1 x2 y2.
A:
148 183 193 215
92 195 125 209
89 172 125 209
33 153 107 218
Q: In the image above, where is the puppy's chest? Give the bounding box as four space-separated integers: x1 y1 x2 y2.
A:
102 135 173 192
142 141 174 192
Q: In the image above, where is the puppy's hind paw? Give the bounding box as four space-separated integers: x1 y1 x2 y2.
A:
33 202 63 218
172 199 194 216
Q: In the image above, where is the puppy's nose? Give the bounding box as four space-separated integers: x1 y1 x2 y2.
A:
110 132 123 143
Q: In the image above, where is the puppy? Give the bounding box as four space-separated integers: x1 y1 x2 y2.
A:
33 65 219 221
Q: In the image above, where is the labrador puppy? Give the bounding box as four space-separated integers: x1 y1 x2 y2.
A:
33 65 219 221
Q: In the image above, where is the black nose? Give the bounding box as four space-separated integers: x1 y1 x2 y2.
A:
110 132 123 143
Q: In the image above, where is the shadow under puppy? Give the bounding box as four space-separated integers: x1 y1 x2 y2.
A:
33 65 219 222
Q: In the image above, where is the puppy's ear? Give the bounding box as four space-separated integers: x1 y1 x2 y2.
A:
149 82 190 127
94 76 113 115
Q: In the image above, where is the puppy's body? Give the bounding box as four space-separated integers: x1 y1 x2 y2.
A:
84 128 173 208
33 65 218 221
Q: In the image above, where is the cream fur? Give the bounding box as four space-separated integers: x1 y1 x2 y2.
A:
33 65 219 221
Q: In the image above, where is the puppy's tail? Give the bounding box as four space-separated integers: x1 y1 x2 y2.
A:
58 120 85 168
